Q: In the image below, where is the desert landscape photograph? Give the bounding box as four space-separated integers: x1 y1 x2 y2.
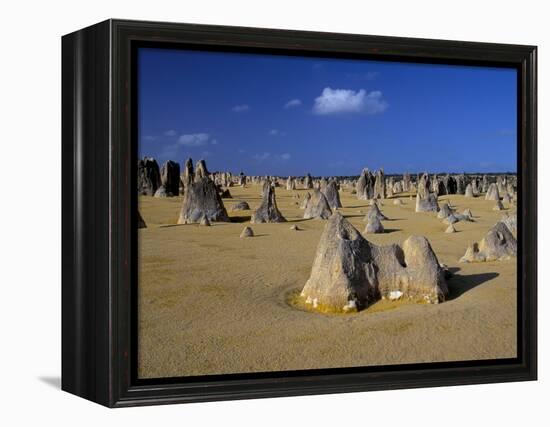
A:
136 47 518 379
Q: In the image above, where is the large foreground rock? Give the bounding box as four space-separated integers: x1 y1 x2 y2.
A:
251 185 286 223
501 213 517 234
300 213 448 312
460 221 517 262
177 177 229 224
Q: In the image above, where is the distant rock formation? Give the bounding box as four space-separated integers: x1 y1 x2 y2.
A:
437 202 453 219
154 185 168 198
177 177 229 224
485 183 500 201
304 173 313 189
138 157 161 195
323 180 342 209
464 183 474 198
460 221 517 262
230 201 250 211
373 169 386 199
304 189 332 220
240 226 254 238
300 192 311 209
365 203 387 221
482 175 489 193
415 193 439 213
356 169 374 200
286 176 295 190
251 184 286 223
364 215 384 234
445 224 456 233
194 159 209 182
403 173 411 192
182 158 194 185
300 213 448 312
160 160 180 196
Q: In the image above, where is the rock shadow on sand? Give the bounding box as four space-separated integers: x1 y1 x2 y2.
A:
446 272 499 300
229 215 252 223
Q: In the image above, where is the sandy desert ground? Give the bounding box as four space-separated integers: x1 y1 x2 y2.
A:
138 185 517 379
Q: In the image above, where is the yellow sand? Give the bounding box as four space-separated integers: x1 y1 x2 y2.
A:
138 185 517 379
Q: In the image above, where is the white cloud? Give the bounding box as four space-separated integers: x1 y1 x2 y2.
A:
280 153 291 160
232 104 250 112
253 152 271 161
284 99 302 109
178 133 211 147
269 129 279 136
313 87 388 115
164 129 177 137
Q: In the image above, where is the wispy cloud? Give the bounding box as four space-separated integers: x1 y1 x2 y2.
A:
313 87 388 115
164 129 177 137
178 133 211 147
252 152 290 162
143 135 158 141
284 99 302 109
268 129 286 136
232 104 250 112
253 152 271 161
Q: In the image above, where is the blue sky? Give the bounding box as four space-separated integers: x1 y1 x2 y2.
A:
138 47 517 176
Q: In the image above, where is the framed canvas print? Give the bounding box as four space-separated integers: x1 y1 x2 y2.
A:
61 19 537 407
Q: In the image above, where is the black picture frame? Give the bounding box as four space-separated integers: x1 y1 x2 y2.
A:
61 19 537 408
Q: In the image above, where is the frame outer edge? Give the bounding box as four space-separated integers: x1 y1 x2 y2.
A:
62 19 538 407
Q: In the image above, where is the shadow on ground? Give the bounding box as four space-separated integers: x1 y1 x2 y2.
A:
38 376 61 389
447 272 499 300
229 215 252 223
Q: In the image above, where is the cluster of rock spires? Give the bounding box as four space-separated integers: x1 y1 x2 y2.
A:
138 157 519 270
139 156 517 205
300 213 449 312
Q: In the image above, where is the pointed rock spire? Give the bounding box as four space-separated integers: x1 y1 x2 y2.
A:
303 189 332 219
177 177 229 224
251 185 286 223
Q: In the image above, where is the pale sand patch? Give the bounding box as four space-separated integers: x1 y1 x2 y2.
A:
138 185 517 379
